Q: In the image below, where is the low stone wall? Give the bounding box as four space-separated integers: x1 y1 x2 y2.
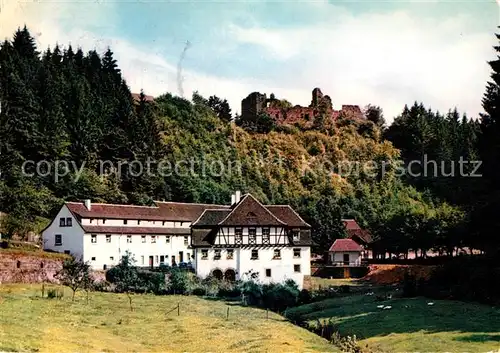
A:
0 252 107 284
0 252 64 283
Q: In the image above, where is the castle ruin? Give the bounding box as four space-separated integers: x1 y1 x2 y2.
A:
240 88 364 128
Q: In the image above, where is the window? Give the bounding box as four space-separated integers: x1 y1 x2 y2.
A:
91 257 96 261
235 228 242 244
184 236 189 245
265 269 271 277
155 255 159 264
262 228 270 244
106 234 111 243
55 234 62 246
16 260 21 268
292 230 300 242
247 212 257 223
141 256 144 265
59 218 66 227
293 248 301 258
66 217 72 227
166 236 170 243
227 249 234 260
251 249 258 260
294 264 301 273
123 220 128 225
64 250 70 255
91 234 97 243
126 235 132 243
110 256 114 261
141 235 146 243
160 255 165 263
201 249 208 260
273 249 281 259
151 236 156 243
214 249 221 260
248 228 256 244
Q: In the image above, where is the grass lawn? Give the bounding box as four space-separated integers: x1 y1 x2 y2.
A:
0 284 334 353
287 293 500 353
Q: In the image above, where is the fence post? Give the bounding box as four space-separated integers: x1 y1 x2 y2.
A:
226 307 229 320
177 303 180 316
266 308 269 320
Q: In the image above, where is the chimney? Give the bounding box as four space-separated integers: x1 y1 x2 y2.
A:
231 194 236 205
84 199 91 211
235 191 241 204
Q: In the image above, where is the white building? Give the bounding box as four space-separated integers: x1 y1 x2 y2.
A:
42 192 312 288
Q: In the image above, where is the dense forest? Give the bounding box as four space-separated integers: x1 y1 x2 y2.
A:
0 26 499 257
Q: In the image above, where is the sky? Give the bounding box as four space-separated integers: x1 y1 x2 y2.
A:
0 0 498 122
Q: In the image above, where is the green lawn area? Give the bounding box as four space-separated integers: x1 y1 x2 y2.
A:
287 293 500 353
0 284 334 353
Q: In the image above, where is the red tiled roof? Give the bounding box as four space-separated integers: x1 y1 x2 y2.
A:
81 225 190 235
66 201 229 222
67 202 163 221
266 205 310 227
342 219 373 244
131 93 155 102
329 238 363 252
156 202 230 222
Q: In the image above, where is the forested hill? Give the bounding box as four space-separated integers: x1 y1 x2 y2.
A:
0 26 499 256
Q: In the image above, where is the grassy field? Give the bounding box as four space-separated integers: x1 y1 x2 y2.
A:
0 284 334 353
287 292 500 353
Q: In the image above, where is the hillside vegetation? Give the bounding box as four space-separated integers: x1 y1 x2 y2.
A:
0 27 468 256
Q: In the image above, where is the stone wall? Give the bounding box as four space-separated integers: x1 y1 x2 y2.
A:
0 252 64 283
0 252 106 283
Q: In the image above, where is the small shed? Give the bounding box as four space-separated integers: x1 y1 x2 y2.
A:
328 239 363 266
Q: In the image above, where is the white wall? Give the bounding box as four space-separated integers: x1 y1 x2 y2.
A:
83 234 193 270
42 205 84 258
331 251 362 266
194 246 310 289
81 218 191 228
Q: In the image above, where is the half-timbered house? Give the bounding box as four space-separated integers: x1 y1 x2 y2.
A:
41 192 312 288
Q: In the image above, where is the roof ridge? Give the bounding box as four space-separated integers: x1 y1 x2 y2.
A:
217 194 286 226
65 201 159 209
154 200 229 207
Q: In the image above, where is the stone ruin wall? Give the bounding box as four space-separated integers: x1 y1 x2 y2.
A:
240 88 364 127
0 252 105 284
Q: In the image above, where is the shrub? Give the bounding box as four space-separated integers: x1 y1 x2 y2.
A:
47 289 57 299
402 270 417 298
192 287 207 296
167 268 192 294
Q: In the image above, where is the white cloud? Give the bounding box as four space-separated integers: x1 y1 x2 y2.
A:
230 8 495 120
0 0 495 122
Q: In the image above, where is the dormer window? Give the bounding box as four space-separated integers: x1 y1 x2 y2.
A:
292 230 300 242
246 212 257 223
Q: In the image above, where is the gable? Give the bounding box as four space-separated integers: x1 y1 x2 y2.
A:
219 194 285 226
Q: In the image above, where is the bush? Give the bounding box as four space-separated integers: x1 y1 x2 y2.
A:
402 270 417 298
167 268 194 294
47 289 57 299
191 287 207 296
